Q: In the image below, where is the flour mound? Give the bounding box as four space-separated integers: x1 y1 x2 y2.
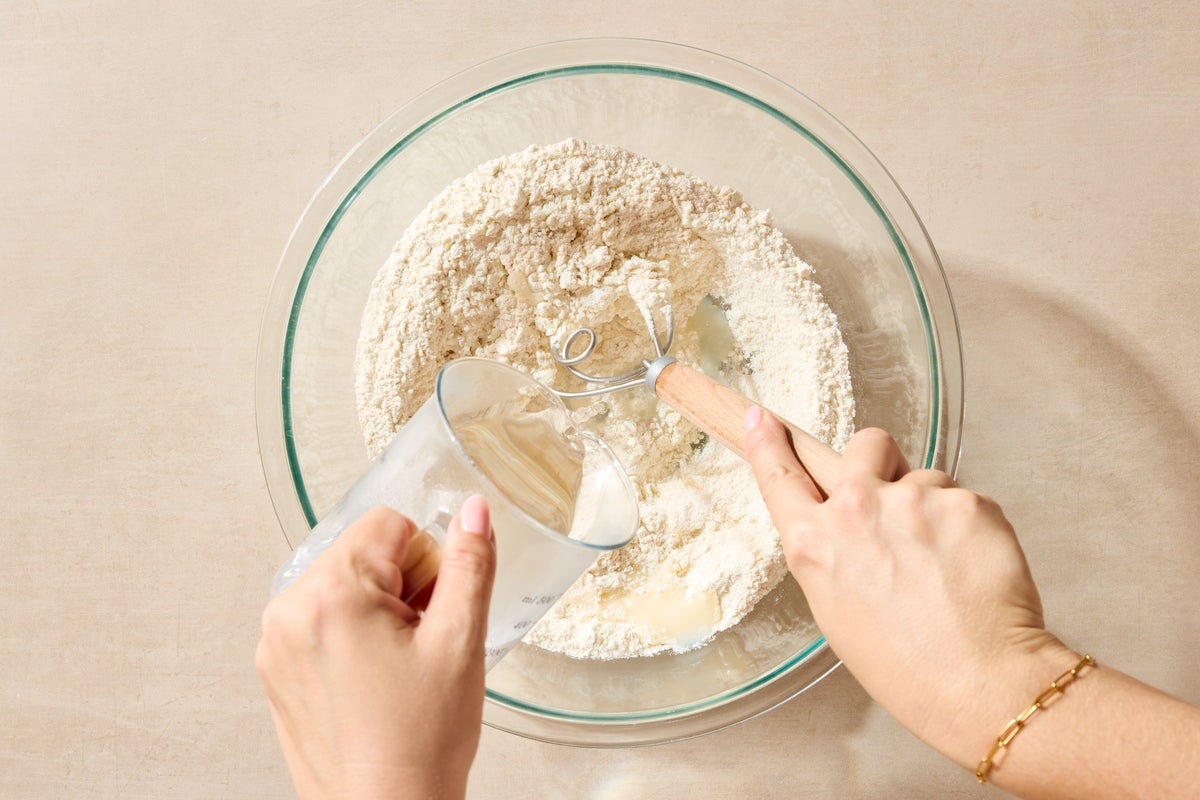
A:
356 139 854 659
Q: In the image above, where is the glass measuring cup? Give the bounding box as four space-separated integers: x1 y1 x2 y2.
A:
272 357 639 670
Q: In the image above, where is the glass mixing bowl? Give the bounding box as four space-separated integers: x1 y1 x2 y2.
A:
256 38 963 747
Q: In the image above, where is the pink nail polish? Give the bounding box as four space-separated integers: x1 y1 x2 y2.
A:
744 405 763 432
460 494 491 537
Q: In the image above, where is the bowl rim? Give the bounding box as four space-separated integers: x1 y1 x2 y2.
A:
255 36 964 747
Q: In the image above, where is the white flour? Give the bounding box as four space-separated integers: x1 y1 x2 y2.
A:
356 139 854 658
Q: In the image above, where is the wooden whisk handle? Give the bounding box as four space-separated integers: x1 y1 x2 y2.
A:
648 357 841 497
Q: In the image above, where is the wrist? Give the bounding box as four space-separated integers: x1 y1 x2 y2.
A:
333 764 468 800
930 631 1078 771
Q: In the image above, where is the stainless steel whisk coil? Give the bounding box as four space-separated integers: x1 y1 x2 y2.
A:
550 306 676 399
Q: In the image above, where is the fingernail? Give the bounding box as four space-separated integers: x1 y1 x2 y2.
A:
745 405 763 432
460 494 491 538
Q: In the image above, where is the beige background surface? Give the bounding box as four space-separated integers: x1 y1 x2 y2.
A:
3 2 1198 797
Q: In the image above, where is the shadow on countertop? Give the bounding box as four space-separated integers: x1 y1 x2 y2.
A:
945 255 1200 702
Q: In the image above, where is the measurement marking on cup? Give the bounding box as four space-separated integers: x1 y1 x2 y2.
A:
522 594 559 605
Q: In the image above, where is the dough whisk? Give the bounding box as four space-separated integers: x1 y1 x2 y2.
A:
550 303 841 496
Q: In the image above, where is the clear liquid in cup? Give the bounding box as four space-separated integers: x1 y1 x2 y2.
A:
454 412 586 535
273 358 638 671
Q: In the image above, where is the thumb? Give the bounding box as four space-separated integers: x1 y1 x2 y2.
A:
422 495 496 652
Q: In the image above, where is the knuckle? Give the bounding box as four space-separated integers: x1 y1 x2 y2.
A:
888 482 935 539
975 493 1013 530
361 504 405 528
975 492 1002 513
256 596 311 673
940 488 1012 531
355 553 401 594
744 422 768 456
830 477 873 520
945 487 984 514
259 592 306 640
853 427 895 448
779 520 816 565
781 540 807 574
746 414 794 461
891 481 926 511
349 506 416 545
911 468 954 487
259 598 284 637
758 462 793 498
443 541 496 580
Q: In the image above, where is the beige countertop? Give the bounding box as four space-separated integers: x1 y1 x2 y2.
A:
3 2 1198 797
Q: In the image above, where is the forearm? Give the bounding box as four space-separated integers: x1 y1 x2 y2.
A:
290 760 470 800
936 642 1200 799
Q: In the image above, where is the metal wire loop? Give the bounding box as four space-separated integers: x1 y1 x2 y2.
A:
549 303 676 399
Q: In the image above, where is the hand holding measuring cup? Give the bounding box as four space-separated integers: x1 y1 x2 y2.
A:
272 357 640 670
257 503 495 800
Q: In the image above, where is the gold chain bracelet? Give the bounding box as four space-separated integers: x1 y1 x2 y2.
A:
975 654 1095 784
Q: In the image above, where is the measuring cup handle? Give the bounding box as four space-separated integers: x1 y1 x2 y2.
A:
271 507 453 602
649 357 841 497
398 511 451 608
